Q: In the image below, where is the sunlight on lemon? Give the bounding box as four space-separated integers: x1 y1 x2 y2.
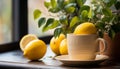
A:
23 39 47 60
60 39 68 55
74 22 97 34
50 34 65 55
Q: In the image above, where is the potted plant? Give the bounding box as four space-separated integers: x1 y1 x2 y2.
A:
34 0 120 61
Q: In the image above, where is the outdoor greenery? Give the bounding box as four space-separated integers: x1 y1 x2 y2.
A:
34 0 120 38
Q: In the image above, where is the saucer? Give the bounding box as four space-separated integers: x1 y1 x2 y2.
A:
55 55 109 66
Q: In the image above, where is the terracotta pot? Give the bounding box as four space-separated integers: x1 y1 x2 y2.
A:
100 32 120 62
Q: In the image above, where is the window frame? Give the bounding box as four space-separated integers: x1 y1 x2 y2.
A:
0 0 52 52
0 0 28 52
12 0 28 41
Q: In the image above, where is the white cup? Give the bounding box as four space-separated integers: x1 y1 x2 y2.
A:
67 34 107 60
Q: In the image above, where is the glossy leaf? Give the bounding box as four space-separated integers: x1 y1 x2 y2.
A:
79 5 90 14
33 9 41 20
88 8 93 18
49 20 59 29
70 16 80 28
54 28 63 38
51 0 57 8
59 15 68 25
57 0 64 9
38 17 46 27
81 10 88 19
63 1 69 6
64 3 76 8
64 3 76 13
76 0 86 6
65 7 75 13
44 1 51 8
42 18 54 32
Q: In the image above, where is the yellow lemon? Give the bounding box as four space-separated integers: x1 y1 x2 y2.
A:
74 22 97 34
60 39 68 55
50 34 65 55
23 39 47 60
20 34 38 51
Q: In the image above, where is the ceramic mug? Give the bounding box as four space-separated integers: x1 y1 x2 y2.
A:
67 34 107 60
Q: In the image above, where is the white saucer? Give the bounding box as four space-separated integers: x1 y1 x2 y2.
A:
55 55 109 66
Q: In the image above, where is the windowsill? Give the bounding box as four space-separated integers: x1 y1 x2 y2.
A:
0 45 120 69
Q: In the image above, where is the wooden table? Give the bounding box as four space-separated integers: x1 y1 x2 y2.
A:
0 46 119 69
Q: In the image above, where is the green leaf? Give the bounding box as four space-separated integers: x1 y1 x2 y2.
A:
65 6 75 13
79 5 90 14
57 0 64 9
42 18 54 32
59 15 68 25
64 3 76 8
76 0 86 6
33 9 41 20
88 8 93 18
38 17 46 27
81 10 88 19
63 1 69 6
64 3 76 13
102 8 112 16
54 28 63 38
49 20 59 29
70 16 80 28
51 0 57 8
44 1 51 8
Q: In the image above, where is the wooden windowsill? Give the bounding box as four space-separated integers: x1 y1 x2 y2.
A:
0 45 120 69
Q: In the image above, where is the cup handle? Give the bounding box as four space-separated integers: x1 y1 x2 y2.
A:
96 38 107 54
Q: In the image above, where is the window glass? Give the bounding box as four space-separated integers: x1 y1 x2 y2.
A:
28 0 53 37
0 0 12 44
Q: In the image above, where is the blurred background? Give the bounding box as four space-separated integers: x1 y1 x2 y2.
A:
0 0 53 44
0 0 12 44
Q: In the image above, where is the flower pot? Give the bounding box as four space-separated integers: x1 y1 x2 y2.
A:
100 32 120 62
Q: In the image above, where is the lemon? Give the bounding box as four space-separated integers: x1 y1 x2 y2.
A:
50 34 65 55
74 22 97 34
60 39 68 55
23 39 47 60
20 34 38 51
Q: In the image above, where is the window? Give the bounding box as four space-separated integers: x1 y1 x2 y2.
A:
28 0 53 37
0 0 12 44
0 0 52 52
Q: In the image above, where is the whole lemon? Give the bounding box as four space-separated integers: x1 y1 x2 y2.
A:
50 34 65 55
60 39 68 55
23 39 47 60
74 22 97 34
